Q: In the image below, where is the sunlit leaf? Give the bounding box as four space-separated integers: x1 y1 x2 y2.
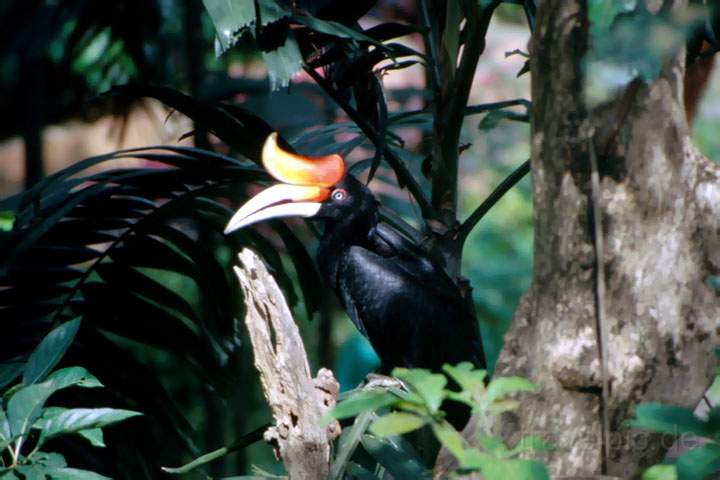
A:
369 412 427 437
431 421 465 460
643 464 678 480
325 391 398 422
505 435 554 457
485 376 536 405
38 408 141 447
464 452 550 480
392 368 446 413
442 363 487 396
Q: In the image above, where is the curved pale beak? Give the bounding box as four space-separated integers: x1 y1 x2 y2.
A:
224 132 346 234
224 184 329 234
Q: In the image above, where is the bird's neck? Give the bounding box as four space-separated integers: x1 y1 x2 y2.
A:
317 209 377 288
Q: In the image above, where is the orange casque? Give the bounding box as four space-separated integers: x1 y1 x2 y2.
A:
261 132 346 188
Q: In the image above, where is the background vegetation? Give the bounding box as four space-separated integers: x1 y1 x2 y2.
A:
0 0 718 478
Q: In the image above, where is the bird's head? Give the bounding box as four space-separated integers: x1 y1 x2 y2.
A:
224 133 374 234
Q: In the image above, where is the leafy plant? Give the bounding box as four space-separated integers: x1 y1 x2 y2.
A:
630 351 720 480
326 363 551 480
0 319 140 479
0 88 332 476
3 0 538 476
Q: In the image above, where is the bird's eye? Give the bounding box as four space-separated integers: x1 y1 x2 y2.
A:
331 189 347 201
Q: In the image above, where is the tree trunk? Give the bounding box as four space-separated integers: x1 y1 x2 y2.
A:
493 0 720 478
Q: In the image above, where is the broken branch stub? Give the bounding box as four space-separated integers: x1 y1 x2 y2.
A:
234 248 340 479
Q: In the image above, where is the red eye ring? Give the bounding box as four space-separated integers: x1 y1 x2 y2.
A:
331 189 347 201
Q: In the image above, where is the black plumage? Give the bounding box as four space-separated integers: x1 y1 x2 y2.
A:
315 175 485 373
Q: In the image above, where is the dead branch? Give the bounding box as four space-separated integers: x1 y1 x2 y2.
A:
234 248 340 479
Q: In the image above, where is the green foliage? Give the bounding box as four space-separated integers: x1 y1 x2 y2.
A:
2 0 540 476
586 1 707 103
0 89 332 475
326 363 550 480
0 321 140 479
0 212 14 233
630 354 720 480
23 319 80 386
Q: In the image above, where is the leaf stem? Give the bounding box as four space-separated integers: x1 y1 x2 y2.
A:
457 159 530 243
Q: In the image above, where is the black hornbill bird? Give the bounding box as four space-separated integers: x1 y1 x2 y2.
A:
224 133 485 374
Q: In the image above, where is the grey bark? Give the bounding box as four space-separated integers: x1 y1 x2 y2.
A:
234 249 341 479
491 0 720 478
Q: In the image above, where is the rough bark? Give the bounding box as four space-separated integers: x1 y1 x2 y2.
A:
492 0 720 478
233 249 341 479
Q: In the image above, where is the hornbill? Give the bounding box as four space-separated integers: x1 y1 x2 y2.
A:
224 133 485 374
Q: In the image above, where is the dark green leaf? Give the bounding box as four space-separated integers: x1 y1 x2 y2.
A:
345 462 379 480
360 434 431 480
47 468 112 480
0 363 24 391
292 15 381 45
76 428 105 448
15 464 49 480
275 223 323 321
628 403 711 437
33 452 67 468
7 382 55 437
329 410 374 480
676 443 720 480
23 318 81 385
0 407 11 448
45 367 103 390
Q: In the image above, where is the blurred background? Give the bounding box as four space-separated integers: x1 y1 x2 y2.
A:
0 1 718 477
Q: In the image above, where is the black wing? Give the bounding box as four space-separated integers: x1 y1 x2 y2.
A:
335 225 485 371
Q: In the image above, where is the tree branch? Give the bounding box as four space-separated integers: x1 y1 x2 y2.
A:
233 248 340 479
